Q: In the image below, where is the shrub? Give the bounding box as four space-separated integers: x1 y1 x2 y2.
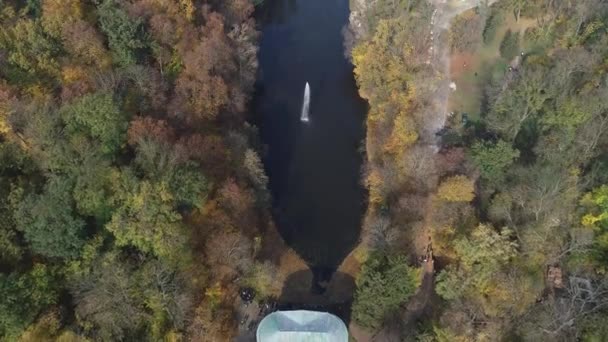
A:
242 261 281 299
482 11 503 44
499 30 520 60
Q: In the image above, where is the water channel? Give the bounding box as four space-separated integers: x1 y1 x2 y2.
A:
253 0 367 281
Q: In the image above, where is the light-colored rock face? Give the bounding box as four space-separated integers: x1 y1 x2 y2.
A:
347 0 372 39
344 0 374 58
429 0 500 29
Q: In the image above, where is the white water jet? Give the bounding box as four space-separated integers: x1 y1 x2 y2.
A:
301 82 310 122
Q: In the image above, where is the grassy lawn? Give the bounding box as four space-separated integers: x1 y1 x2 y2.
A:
447 9 539 121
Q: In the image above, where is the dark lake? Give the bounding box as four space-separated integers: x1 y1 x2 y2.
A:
253 0 367 277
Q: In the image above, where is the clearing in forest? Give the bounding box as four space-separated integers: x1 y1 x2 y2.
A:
448 10 539 120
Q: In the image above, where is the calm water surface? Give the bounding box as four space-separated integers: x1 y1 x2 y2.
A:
254 0 367 274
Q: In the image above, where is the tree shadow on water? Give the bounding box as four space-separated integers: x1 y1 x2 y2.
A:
277 268 356 324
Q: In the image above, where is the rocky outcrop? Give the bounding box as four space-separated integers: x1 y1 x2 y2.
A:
343 0 374 58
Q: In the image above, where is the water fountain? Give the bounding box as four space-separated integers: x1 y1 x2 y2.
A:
254 0 366 293
301 82 310 122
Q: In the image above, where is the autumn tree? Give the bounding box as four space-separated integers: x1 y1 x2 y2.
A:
243 148 269 204
450 10 484 53
352 18 412 110
241 261 281 299
18 309 63 342
41 0 82 38
517 275 608 340
137 259 194 338
437 175 475 202
217 178 256 227
229 18 259 92
581 185 608 267
61 19 112 70
435 225 528 317
71 252 148 341
178 134 230 179
127 117 175 147
170 13 237 122
0 18 61 81
384 113 418 155
16 103 76 172
106 168 188 261
205 229 253 280
112 139 206 248
221 0 255 26
126 0 191 77
132 138 209 208
487 61 551 141
436 225 517 297
187 301 236 342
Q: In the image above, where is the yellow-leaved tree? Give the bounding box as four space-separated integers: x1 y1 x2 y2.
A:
437 175 475 202
352 18 413 116
41 0 83 38
384 113 418 154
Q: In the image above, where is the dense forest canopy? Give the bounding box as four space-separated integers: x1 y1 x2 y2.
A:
0 0 272 340
348 0 608 340
3 0 608 341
